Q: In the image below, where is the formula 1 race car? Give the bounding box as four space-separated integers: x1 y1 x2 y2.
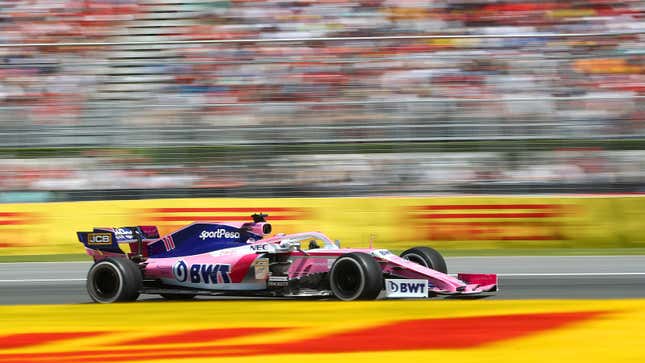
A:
77 214 497 303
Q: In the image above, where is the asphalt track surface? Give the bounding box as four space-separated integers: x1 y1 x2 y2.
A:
1 256 644 305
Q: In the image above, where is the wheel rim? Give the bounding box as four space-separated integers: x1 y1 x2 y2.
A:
91 264 121 301
331 258 365 300
403 253 428 267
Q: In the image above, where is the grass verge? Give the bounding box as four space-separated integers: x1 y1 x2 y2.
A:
0 254 89 263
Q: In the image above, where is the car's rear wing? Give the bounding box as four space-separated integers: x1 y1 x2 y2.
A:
77 226 160 258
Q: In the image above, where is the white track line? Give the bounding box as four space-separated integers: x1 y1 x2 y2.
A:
498 272 645 277
0 278 86 283
448 255 645 259
1 273 645 283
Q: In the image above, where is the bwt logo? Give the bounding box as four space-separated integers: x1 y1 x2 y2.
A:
388 280 427 294
199 229 241 240
173 260 231 284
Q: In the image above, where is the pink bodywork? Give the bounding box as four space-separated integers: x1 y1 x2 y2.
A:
289 248 497 294
86 229 497 296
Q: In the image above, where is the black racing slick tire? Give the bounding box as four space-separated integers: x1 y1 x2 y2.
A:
329 252 383 301
86 258 142 303
160 293 197 300
400 246 448 274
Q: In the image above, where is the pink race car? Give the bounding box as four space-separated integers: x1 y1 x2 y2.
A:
77 214 497 303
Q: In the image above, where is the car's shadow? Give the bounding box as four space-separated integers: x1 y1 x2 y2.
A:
441 295 492 300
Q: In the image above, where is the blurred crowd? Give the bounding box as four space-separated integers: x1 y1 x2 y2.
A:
0 0 643 196
1 0 642 130
1 148 644 199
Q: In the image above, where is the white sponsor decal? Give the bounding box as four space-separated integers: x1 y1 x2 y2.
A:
114 228 133 239
385 279 428 298
254 258 269 279
267 275 289 287
199 229 241 240
371 249 392 258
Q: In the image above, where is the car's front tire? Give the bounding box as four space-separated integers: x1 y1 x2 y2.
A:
329 252 383 301
86 258 142 303
400 246 448 274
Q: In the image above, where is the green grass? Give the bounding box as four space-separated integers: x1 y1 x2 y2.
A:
1 248 645 262
3 138 645 160
0 254 89 263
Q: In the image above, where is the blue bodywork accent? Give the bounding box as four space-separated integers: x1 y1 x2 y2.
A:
147 223 262 258
77 228 125 254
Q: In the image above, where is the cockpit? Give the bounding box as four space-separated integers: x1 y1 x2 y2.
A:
269 232 340 251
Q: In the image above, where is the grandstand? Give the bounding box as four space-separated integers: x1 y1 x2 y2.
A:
0 0 643 200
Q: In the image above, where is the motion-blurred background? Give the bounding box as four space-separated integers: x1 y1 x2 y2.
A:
0 0 642 203
0 0 644 259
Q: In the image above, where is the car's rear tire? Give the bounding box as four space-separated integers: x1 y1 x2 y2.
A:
400 246 448 274
86 258 142 303
329 252 383 301
160 293 197 300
